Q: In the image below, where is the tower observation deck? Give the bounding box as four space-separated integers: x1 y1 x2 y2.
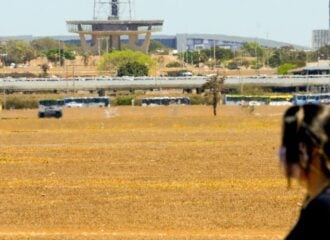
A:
66 0 164 54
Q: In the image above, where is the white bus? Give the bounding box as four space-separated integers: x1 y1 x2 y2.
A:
63 96 110 108
141 97 191 106
224 94 293 106
292 93 330 106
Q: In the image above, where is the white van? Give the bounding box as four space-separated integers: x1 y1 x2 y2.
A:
180 71 193 77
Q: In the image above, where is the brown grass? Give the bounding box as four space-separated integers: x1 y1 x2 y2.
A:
0 106 304 239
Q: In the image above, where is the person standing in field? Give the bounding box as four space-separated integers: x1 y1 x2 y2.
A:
279 104 330 240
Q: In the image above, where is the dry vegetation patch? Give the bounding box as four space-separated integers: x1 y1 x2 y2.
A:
0 106 303 239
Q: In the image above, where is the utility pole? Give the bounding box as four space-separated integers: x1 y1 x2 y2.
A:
93 0 97 19
98 38 101 56
2 81 6 111
213 39 216 69
1 42 7 109
128 0 132 19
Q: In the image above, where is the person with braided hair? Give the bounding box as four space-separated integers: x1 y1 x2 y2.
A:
279 104 330 239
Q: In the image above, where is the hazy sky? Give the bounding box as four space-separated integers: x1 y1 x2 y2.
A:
0 0 329 47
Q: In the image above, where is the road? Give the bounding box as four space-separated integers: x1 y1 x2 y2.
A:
1 75 330 92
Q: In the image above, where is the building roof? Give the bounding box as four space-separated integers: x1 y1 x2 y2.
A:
66 20 164 25
291 65 330 75
176 33 310 50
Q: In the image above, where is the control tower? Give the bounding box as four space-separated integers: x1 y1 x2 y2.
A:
66 0 164 54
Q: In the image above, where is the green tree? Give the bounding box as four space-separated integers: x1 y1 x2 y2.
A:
31 38 61 53
309 45 330 62
81 51 91 66
268 47 307 68
46 48 76 66
179 47 234 66
262 48 275 67
198 50 209 63
277 63 297 75
166 61 181 68
117 61 149 77
1 40 36 65
98 49 155 73
232 57 250 68
202 75 225 116
241 42 264 57
181 51 201 65
269 49 281 68
226 61 239 70
199 47 234 64
240 42 265 68
214 48 234 62
279 47 306 67
40 63 50 76
149 40 168 53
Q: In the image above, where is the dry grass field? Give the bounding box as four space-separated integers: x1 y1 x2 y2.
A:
0 106 304 239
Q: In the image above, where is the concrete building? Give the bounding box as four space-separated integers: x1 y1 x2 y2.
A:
292 65 330 75
66 0 164 54
122 33 307 52
312 0 330 49
312 30 330 49
175 34 308 52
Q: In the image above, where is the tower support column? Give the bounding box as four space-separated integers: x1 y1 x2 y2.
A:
79 33 99 53
111 35 121 50
128 34 139 50
141 32 152 53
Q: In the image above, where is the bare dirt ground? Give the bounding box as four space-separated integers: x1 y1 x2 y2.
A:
0 106 303 239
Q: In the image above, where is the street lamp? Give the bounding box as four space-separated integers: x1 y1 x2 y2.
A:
1 77 6 110
0 42 7 110
1 41 8 66
213 39 216 69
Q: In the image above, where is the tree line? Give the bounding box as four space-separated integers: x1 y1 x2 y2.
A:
0 38 79 67
2 37 330 76
178 42 330 74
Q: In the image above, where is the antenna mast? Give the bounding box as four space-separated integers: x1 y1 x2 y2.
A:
93 0 133 20
128 0 132 19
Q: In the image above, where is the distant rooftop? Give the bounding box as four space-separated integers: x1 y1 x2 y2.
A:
176 33 310 50
291 64 330 75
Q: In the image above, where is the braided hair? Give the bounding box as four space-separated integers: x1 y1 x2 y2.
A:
281 104 330 182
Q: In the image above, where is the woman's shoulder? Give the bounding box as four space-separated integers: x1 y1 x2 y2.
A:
307 186 330 217
314 187 330 205
285 188 330 239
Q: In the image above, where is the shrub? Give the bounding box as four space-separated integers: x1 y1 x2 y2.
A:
166 70 189 77
235 85 271 95
117 61 149 77
5 96 38 109
0 72 38 78
98 49 155 73
251 61 262 70
114 96 134 106
227 61 240 70
189 95 209 105
277 63 298 75
166 61 181 68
